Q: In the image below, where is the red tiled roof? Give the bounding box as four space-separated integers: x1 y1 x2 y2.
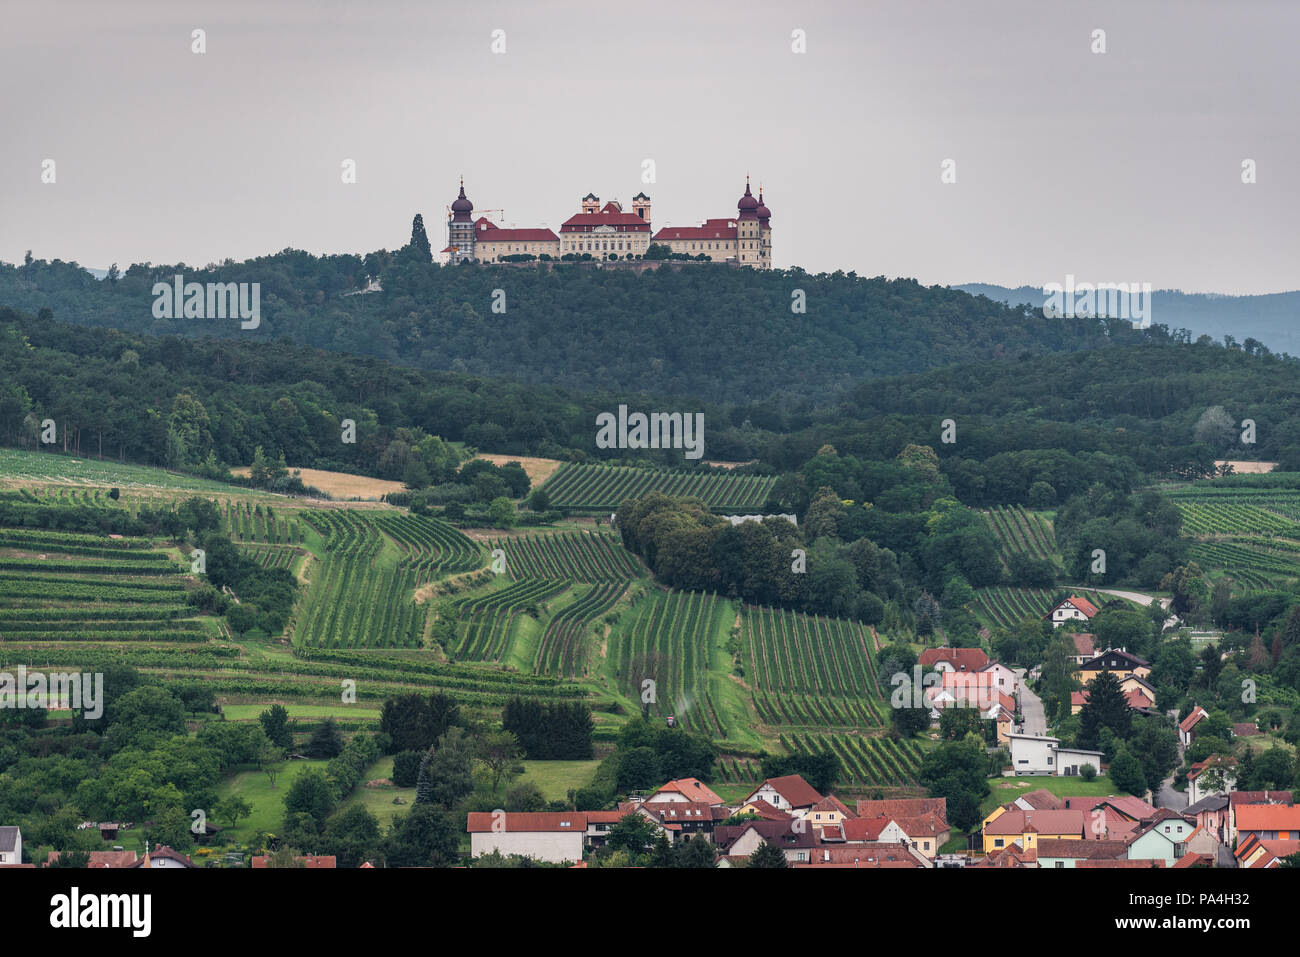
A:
466 812 588 833
799 844 925 867
1172 852 1215 868
1186 756 1236 781
1179 707 1209 733
752 774 823 808
918 647 990 672
1016 789 1064 811
650 778 724 806
1036 839 1129 860
983 809 1087 837
1069 633 1096 656
740 798 793 821
642 803 728 823
1066 596 1099 617
1089 795 1158 821
652 218 737 241
560 211 651 232
971 844 1037 867
129 846 194 868
47 850 138 868
475 226 559 243
1235 804 1300 832
857 798 948 829
585 811 629 824
1232 722 1260 737
810 794 856 818
1229 790 1293 808
841 816 891 842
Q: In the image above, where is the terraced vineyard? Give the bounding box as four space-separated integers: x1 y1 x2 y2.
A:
1165 487 1300 591
490 530 642 582
783 730 924 786
535 581 627 677
0 527 200 641
293 510 483 649
985 505 1058 564
540 463 779 512
973 586 1110 628
741 604 885 729
611 589 732 737
449 578 568 661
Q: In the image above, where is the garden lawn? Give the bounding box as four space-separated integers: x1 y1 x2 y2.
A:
214 758 329 842
221 704 381 722
981 775 1119 819
517 760 602 801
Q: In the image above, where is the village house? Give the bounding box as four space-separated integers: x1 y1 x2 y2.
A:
1070 677 1157 716
1183 794 1230 845
1126 810 1198 867
1067 633 1097 665
796 843 930 868
0 827 21 867
732 798 793 822
1078 649 1151 684
128 845 195 868
1234 834 1300 868
981 809 1091 853
1186 756 1237 805
466 811 588 863
1178 705 1210 747
1227 790 1293 844
806 795 856 836
917 646 989 673
1234 802 1300 846
636 802 731 841
1046 596 1100 629
743 774 823 818
1007 732 1104 777
712 819 818 864
644 777 725 806
1036 838 1131 868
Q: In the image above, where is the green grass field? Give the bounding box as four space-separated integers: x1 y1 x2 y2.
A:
213 758 329 842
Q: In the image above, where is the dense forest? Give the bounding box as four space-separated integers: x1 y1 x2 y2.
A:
2 305 1296 499
2 248 1155 405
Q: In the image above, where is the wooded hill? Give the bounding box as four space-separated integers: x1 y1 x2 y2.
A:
2 249 1155 404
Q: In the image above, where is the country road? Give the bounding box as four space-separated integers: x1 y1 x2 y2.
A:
1014 668 1047 737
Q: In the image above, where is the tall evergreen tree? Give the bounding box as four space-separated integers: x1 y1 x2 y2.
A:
1078 671 1132 749
408 214 432 262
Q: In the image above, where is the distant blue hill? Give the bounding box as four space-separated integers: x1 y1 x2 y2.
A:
952 283 1300 356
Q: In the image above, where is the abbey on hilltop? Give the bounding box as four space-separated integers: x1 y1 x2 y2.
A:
441 176 772 268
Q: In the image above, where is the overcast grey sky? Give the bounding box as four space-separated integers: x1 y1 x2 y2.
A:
3 0 1296 293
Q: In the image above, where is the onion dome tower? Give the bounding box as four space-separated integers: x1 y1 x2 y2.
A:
448 176 475 262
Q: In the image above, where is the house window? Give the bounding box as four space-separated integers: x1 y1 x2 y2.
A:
994 840 1004 848
1055 861 1064 868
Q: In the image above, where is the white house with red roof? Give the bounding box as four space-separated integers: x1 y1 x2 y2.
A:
645 777 724 806
1047 595 1099 628
918 646 990 673
466 812 588 863
1178 705 1209 747
743 774 823 817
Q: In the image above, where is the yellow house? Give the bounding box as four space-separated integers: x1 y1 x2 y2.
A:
1078 649 1151 685
806 795 854 834
982 809 1088 854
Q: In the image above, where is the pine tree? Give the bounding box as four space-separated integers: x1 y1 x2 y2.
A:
747 839 789 868
409 214 432 262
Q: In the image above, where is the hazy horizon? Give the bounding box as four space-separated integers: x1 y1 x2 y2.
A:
3 0 1297 295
